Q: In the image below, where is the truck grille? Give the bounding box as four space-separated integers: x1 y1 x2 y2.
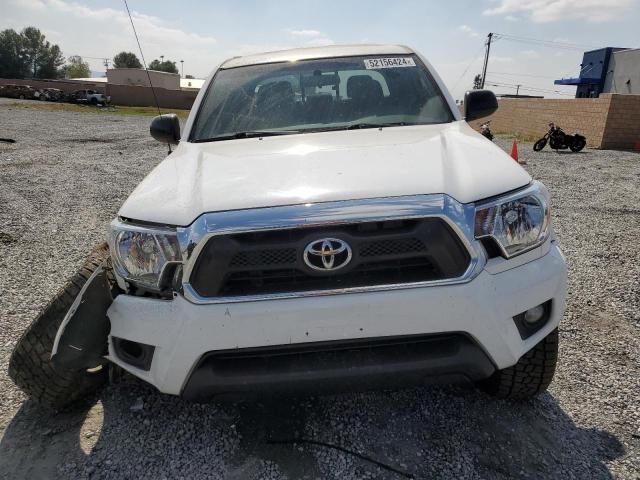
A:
189 218 471 298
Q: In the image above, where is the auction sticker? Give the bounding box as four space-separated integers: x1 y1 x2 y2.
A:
364 57 416 69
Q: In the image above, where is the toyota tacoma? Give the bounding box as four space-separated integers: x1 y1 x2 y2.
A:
9 44 567 408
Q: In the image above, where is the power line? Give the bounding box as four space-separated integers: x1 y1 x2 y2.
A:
492 33 597 51
122 0 161 117
486 80 574 94
451 44 487 91
485 79 575 96
487 71 558 80
122 0 170 153
76 55 111 61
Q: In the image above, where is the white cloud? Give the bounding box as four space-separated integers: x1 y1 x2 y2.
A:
491 55 514 63
521 49 540 58
303 37 335 46
504 15 519 21
458 25 480 37
483 0 633 22
287 29 322 38
285 28 334 46
4 0 218 77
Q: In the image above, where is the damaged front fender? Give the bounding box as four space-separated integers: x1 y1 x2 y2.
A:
51 262 115 370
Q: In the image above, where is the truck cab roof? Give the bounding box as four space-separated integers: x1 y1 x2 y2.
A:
220 44 415 69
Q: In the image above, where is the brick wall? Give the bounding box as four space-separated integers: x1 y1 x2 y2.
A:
472 93 640 150
601 94 640 149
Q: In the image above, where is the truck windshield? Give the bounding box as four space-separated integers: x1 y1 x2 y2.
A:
190 55 453 142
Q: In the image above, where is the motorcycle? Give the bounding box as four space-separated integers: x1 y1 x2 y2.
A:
479 120 493 141
533 123 586 152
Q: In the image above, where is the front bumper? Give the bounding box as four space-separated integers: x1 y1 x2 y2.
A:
105 242 566 397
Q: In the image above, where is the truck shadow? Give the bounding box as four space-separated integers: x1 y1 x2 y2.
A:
0 381 625 479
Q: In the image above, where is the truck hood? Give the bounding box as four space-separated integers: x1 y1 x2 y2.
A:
119 121 530 226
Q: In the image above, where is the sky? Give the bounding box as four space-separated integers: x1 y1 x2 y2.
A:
2 0 639 99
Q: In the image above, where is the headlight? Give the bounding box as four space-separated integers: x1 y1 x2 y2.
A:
474 182 550 258
109 220 182 290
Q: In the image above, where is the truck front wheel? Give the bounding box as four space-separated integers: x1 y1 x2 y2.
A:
8 244 111 410
479 328 559 400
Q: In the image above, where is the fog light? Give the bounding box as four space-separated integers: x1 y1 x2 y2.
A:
513 300 552 339
524 304 546 324
112 337 155 371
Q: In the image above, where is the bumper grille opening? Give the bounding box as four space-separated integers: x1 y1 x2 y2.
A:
190 218 471 298
181 334 496 400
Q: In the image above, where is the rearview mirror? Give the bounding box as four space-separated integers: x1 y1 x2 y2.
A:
150 114 180 144
464 90 498 121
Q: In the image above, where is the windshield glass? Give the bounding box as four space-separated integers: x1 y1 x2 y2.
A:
190 54 453 142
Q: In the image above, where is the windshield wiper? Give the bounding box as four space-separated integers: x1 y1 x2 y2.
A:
308 122 412 133
194 130 301 142
345 122 411 130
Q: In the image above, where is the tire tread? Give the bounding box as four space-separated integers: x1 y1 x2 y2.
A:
8 243 110 410
479 328 558 400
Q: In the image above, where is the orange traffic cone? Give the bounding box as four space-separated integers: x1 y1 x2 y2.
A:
510 138 519 162
511 138 526 164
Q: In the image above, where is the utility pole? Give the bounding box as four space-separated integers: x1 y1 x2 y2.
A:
160 55 164 63
480 32 493 89
180 60 184 77
516 84 521 96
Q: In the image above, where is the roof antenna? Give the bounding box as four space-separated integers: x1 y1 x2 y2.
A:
122 0 172 154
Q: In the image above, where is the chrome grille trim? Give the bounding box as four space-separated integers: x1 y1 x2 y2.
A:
176 194 486 304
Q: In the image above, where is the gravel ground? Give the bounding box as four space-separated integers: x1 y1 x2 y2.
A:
0 98 638 479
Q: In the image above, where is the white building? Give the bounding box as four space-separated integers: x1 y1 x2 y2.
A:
75 69 205 92
603 48 640 95
107 68 180 90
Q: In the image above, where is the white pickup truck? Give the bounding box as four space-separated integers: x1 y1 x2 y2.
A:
10 44 566 409
70 89 110 106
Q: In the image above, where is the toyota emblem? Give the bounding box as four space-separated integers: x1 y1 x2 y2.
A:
303 238 352 272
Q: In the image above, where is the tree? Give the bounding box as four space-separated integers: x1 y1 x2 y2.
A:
21 27 64 78
0 27 64 79
148 59 178 74
62 55 91 78
473 74 482 90
39 44 65 78
113 51 142 69
0 29 28 78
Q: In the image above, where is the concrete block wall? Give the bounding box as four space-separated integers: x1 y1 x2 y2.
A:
473 94 640 150
601 94 640 149
104 84 197 110
472 96 612 147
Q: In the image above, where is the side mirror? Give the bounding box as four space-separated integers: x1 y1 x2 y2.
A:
464 90 498 121
150 114 180 144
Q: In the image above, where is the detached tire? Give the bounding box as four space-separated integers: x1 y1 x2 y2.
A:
479 328 558 400
8 243 111 410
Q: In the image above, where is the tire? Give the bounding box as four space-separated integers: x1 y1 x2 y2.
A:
8 243 111 410
570 138 586 152
90 97 98 105
18 94 25 100
479 328 558 400
533 138 547 152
